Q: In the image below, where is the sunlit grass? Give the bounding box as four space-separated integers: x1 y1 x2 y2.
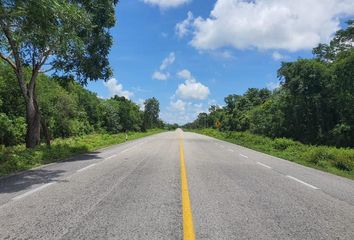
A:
0 129 164 176
191 129 354 180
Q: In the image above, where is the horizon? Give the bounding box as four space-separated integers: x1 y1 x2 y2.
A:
85 0 354 124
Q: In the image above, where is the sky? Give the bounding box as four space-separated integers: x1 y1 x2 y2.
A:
86 0 354 124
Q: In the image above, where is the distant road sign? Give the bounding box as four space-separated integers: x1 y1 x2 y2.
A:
215 120 221 129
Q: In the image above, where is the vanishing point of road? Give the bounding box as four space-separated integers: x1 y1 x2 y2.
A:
1 130 354 239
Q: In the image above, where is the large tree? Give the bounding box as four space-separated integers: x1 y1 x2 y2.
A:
0 0 118 148
143 97 160 130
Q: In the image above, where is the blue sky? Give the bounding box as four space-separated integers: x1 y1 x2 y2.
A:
86 0 354 124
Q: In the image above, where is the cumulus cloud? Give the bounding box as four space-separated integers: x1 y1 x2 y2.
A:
143 0 191 9
267 81 281 90
177 69 193 80
272 51 286 61
152 52 175 80
152 71 170 81
137 99 145 111
104 78 134 99
161 101 209 124
176 11 194 38
170 99 186 111
160 52 176 70
177 0 354 51
176 69 210 100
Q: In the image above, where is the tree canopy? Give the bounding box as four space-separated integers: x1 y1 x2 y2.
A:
184 20 354 148
0 0 118 147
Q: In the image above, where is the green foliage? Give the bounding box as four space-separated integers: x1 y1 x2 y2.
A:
0 129 164 176
0 0 118 83
272 138 299 151
0 63 164 146
1 0 118 148
193 129 354 180
185 20 354 148
0 62 25 117
143 97 161 130
0 114 26 146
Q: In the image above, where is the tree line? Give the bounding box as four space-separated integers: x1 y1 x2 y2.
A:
184 20 354 148
0 61 165 147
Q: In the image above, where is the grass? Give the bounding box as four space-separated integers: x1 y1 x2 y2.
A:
189 128 354 180
0 129 164 177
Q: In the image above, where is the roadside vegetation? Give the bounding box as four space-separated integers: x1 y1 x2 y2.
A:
192 129 354 180
185 22 354 180
0 2 179 176
0 62 176 176
0 129 163 177
185 21 354 149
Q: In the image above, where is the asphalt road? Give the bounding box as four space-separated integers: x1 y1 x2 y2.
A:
0 130 354 240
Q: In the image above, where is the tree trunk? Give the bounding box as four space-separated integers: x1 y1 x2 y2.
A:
25 95 41 148
41 117 51 147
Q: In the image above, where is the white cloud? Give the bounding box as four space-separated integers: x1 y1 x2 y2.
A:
152 71 170 81
152 52 175 80
170 99 186 111
267 81 281 90
178 0 354 51
176 69 210 100
161 100 209 124
104 78 134 99
160 52 176 70
176 11 194 38
272 51 286 61
177 69 193 80
143 0 191 9
136 99 145 111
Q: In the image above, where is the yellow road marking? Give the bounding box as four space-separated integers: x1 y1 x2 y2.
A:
179 135 196 240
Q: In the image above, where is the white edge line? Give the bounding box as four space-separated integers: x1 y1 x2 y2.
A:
120 148 131 154
76 163 97 173
105 154 117 160
286 175 320 190
257 162 272 169
240 154 249 158
12 182 56 201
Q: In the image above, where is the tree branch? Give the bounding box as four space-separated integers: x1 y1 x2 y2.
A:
0 52 16 69
0 19 28 98
28 49 51 93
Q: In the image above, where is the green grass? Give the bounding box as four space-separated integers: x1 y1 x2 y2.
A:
0 129 165 177
190 129 354 180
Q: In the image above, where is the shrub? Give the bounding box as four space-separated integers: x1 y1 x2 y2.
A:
304 147 335 165
333 152 354 172
192 129 354 179
0 114 26 146
273 138 298 150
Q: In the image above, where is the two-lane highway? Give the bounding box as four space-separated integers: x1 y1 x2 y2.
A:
0 130 354 239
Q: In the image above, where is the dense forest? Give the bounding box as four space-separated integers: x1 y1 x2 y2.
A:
0 61 167 147
185 20 354 148
0 1 177 150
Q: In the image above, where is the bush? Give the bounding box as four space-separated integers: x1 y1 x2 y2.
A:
0 129 164 176
333 152 354 172
303 147 335 165
0 114 26 146
192 129 354 180
272 138 298 150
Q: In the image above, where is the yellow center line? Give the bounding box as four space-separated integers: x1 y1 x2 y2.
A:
179 134 196 240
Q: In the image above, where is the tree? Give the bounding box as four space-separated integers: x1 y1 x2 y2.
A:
143 97 160 129
313 20 353 62
278 59 334 144
0 0 118 148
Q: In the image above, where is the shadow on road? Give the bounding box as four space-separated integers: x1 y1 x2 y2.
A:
0 151 103 194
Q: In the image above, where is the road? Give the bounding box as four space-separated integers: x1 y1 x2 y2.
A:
0 130 354 239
